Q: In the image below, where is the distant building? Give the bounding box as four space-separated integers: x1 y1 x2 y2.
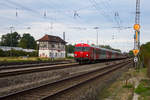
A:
37 34 67 58
0 46 35 52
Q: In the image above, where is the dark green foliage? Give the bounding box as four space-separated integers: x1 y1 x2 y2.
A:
100 45 112 49
0 32 37 50
65 44 75 58
122 84 134 89
19 33 37 49
135 79 150 96
66 44 75 53
0 32 20 47
140 42 150 62
0 49 38 57
129 50 134 57
0 49 6 56
67 56 74 59
29 51 38 57
140 42 150 77
36 57 42 61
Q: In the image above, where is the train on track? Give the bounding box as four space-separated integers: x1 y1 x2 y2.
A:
74 43 126 64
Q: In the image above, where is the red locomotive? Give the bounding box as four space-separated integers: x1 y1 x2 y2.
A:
74 43 124 64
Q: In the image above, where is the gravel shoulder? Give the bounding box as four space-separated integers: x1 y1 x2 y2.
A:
0 62 108 97
98 67 149 100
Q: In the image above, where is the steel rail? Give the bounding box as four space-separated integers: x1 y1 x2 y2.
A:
0 63 78 78
0 59 132 100
0 59 126 78
0 60 74 70
43 60 132 100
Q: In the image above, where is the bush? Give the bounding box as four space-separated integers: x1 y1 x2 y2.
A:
135 79 150 96
36 57 42 61
140 42 150 77
0 49 6 57
123 84 134 89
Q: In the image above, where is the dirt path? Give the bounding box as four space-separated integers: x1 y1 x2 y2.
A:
131 77 140 100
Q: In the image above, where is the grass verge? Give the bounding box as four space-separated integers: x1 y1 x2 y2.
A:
98 67 149 100
0 57 72 63
135 79 150 100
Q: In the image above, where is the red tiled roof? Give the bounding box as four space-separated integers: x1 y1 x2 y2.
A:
75 43 90 47
37 35 66 44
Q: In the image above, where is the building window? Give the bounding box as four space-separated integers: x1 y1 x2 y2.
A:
40 42 47 49
62 45 65 49
49 53 52 58
55 53 57 57
52 44 55 48
42 53 45 56
61 53 63 57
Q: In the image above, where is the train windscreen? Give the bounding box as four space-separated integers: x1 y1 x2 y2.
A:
75 47 90 51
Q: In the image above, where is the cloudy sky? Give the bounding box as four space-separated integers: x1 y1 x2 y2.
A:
0 0 149 52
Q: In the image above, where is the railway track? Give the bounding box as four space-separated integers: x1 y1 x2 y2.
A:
0 59 124 78
0 58 132 100
0 60 74 70
0 63 78 78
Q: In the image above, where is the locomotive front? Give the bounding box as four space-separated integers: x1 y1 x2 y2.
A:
74 43 91 63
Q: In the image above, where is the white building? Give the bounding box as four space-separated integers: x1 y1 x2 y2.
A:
37 35 66 58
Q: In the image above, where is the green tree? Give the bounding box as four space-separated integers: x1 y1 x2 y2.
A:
0 32 20 47
100 45 112 49
66 44 75 53
140 42 150 77
129 50 134 57
19 33 37 49
140 42 150 65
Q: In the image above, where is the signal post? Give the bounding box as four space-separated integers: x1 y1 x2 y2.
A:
133 24 140 69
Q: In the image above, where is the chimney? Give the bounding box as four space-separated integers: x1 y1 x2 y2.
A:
63 32 65 41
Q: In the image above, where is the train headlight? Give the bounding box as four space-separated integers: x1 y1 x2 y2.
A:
86 54 88 57
74 54 77 56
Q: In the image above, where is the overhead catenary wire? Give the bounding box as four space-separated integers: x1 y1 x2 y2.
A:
88 0 114 22
88 0 122 28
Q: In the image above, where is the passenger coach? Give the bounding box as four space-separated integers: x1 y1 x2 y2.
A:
74 43 124 64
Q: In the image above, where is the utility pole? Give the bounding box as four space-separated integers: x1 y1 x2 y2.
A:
135 0 140 25
136 0 140 49
63 32 65 41
9 26 14 56
94 27 99 46
133 0 141 69
10 26 14 47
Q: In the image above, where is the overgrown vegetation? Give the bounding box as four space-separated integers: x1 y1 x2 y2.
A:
123 84 134 89
135 79 150 100
140 42 150 77
97 69 135 100
0 57 68 63
98 67 149 100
